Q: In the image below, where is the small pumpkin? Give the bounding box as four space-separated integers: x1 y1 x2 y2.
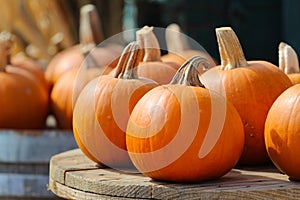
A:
265 84 300 180
126 56 245 182
11 53 49 93
278 42 300 84
73 42 158 167
0 32 48 129
45 4 120 89
50 51 112 129
201 27 293 165
136 26 179 84
162 23 216 67
49 4 119 129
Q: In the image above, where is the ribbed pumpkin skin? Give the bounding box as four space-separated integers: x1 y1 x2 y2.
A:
265 84 300 180
204 61 292 165
126 84 244 182
73 76 157 167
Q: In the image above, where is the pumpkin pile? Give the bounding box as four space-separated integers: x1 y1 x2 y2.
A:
0 1 298 183
71 23 300 183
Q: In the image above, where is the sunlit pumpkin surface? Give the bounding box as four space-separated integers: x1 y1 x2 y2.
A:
265 84 300 180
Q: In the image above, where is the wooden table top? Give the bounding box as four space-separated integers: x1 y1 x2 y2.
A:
49 149 300 200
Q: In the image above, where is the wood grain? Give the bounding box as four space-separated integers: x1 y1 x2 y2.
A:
49 149 300 200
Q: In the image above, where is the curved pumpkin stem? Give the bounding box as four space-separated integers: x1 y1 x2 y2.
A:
278 42 300 74
216 27 248 70
136 26 161 62
0 31 13 72
170 56 209 87
79 4 104 55
113 42 143 79
165 23 189 53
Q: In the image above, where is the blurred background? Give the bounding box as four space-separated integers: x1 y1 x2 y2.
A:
0 0 299 66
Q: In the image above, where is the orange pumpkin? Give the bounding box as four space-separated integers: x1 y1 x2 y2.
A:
136 26 179 84
126 56 245 182
11 54 49 92
162 23 217 67
0 32 48 129
73 42 158 167
50 51 114 129
201 27 293 165
265 84 300 180
45 4 120 88
49 4 120 129
278 42 300 84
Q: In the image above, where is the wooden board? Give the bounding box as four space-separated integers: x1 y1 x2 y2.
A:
49 149 300 200
0 129 77 199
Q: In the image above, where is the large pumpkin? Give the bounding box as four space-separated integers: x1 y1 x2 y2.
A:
0 32 48 129
265 84 300 180
201 27 293 165
126 56 245 182
73 42 158 168
278 42 300 84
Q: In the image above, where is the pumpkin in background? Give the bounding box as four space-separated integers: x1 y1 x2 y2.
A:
73 42 158 167
0 32 48 129
50 49 115 129
135 26 179 85
278 42 300 84
201 27 293 165
11 54 49 93
162 23 217 67
49 4 120 129
126 56 245 182
265 84 300 180
45 4 120 89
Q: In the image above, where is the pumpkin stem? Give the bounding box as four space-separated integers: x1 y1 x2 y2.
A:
113 41 143 79
170 56 209 87
165 23 189 53
136 26 161 62
79 4 104 56
0 31 13 72
278 42 300 74
215 27 248 70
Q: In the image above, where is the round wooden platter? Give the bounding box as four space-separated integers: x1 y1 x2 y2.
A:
49 149 300 200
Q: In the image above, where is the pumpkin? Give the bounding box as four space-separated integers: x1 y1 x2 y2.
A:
126 56 245 182
278 42 300 84
49 4 120 129
73 42 158 168
162 23 217 67
201 27 293 165
0 32 48 129
45 4 120 89
265 84 300 180
135 26 179 84
50 50 114 129
11 53 49 92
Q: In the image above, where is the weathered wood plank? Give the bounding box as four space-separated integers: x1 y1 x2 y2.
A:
49 149 98 185
49 149 300 200
49 178 136 200
0 129 76 163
